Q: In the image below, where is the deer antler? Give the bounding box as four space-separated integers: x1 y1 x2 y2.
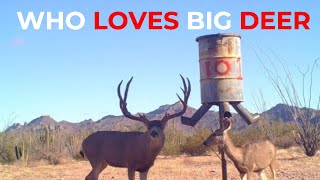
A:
161 75 191 124
117 77 149 125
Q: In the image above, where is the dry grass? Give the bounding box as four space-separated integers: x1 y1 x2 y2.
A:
0 147 319 180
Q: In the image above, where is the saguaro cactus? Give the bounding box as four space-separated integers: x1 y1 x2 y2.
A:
39 125 55 146
15 136 31 163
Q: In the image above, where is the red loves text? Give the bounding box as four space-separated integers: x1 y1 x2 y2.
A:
94 11 179 30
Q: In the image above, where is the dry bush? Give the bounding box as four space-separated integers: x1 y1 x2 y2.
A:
180 129 211 156
254 49 320 156
161 125 186 156
0 117 303 165
274 136 296 149
0 132 16 164
65 130 90 159
1 127 90 165
230 119 296 149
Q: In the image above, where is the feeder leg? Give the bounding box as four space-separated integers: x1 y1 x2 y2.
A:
219 102 230 180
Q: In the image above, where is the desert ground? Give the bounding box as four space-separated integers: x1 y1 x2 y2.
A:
0 147 319 180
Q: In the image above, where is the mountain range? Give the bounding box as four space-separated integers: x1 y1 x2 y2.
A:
6 103 319 133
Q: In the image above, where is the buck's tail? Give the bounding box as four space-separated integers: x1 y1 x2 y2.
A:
80 150 85 158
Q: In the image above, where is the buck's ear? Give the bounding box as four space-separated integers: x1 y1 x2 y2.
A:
160 121 167 128
144 121 151 128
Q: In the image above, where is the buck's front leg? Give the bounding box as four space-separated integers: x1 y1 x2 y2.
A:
128 169 135 180
139 169 149 180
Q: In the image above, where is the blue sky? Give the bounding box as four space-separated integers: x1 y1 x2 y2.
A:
1 1 319 130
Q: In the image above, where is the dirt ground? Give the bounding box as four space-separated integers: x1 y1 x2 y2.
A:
0 147 319 180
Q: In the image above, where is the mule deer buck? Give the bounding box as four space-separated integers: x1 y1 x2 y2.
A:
203 112 277 180
81 75 191 180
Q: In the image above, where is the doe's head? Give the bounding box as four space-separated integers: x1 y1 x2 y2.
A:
203 112 232 146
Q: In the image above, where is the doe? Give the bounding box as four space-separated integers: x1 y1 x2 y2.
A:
203 112 277 180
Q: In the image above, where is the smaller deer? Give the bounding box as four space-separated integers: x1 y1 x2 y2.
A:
81 75 190 180
203 112 277 180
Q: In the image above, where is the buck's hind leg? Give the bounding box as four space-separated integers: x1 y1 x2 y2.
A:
128 168 136 180
85 155 96 180
99 161 108 174
85 170 93 180
85 160 104 180
139 169 149 180
85 159 95 180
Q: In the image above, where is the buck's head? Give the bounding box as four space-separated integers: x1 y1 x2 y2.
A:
203 112 232 146
117 75 191 141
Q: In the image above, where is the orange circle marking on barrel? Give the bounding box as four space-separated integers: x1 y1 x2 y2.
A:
214 60 231 76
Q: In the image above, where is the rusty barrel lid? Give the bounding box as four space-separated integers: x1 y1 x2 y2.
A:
196 33 241 42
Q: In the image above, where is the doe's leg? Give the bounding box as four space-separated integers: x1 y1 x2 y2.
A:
240 173 247 180
259 170 268 180
246 172 253 180
270 161 276 180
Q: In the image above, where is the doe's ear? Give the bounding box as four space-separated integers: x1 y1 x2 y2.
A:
223 111 232 118
222 118 232 131
215 129 224 136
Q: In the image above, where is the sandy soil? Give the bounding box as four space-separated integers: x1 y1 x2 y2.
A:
0 147 319 180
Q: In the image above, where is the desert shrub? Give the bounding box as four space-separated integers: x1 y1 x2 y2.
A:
180 129 211 156
38 152 62 165
15 130 38 165
30 138 64 164
161 127 186 156
230 127 263 146
73 151 84 160
0 117 301 164
1 127 90 164
230 119 296 149
0 132 16 164
257 118 295 139
65 131 89 160
260 58 320 156
274 136 297 149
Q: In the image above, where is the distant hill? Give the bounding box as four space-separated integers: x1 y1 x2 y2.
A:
5 103 318 133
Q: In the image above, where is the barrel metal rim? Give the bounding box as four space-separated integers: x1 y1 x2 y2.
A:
201 100 244 103
196 33 241 42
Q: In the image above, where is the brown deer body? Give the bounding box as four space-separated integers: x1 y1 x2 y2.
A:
81 75 191 180
203 112 277 180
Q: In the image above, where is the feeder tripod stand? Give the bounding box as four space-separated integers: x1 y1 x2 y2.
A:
219 102 230 180
181 101 259 180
